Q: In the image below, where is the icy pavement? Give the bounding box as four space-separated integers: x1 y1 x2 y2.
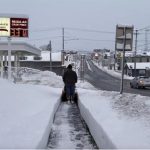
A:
47 102 98 149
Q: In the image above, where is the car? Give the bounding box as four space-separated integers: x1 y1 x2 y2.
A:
130 76 150 89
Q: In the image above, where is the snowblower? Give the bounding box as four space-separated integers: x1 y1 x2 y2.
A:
61 86 78 104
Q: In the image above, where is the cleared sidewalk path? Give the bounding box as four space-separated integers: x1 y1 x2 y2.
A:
47 102 98 149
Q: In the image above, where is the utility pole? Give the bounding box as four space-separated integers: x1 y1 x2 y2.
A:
62 28 65 65
145 29 149 52
47 40 52 71
114 25 118 70
80 54 85 81
8 37 12 80
62 27 64 51
134 30 138 77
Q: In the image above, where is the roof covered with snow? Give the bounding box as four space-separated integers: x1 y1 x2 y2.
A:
25 51 62 62
0 42 41 55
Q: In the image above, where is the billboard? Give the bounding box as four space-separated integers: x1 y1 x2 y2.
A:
0 18 10 36
0 17 28 37
10 18 28 37
115 25 134 51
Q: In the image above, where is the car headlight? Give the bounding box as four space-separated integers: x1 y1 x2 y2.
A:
139 80 144 84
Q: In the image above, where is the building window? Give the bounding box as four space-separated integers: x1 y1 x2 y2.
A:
104 54 107 59
34 56 42 60
139 70 146 75
19 56 27 60
140 57 142 62
147 58 149 62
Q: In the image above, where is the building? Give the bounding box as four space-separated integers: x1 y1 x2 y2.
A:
124 62 150 77
0 42 65 77
0 42 41 78
20 51 64 75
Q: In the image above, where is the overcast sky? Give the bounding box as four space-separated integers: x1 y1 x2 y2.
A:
0 0 150 51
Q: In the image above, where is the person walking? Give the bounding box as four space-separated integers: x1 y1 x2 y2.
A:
63 64 77 103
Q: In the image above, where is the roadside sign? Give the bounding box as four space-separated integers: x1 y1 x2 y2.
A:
115 25 134 51
10 18 28 37
0 16 28 38
0 18 10 37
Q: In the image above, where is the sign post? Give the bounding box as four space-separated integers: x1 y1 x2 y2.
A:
7 37 11 80
120 27 126 94
115 25 134 94
80 54 85 81
0 14 29 80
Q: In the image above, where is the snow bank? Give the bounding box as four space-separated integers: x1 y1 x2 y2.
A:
0 78 61 149
2 67 150 149
78 87 150 149
22 70 64 88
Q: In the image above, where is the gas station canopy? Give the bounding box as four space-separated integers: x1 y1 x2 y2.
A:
0 42 41 56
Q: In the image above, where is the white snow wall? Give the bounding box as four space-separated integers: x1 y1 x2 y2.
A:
37 99 60 149
78 99 117 149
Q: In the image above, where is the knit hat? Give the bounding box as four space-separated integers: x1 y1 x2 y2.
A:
67 64 72 69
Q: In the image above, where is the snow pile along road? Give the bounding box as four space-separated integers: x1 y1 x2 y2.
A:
21 70 64 87
1 69 150 149
78 88 150 149
0 78 61 149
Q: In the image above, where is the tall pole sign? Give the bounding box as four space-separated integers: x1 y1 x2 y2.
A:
115 25 134 94
10 18 28 37
0 17 28 37
0 18 10 36
0 14 29 80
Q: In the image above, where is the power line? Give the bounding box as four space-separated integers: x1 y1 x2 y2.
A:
65 27 115 34
30 27 61 33
78 38 115 42
26 35 115 43
138 25 150 31
136 42 150 48
30 26 115 34
26 36 62 41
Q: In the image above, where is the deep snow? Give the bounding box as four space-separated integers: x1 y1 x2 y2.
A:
0 78 61 149
1 68 150 149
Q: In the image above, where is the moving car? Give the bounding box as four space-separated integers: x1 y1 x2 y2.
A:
130 76 150 89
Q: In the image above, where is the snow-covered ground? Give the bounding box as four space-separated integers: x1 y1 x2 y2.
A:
1 69 150 149
79 89 150 149
0 75 61 148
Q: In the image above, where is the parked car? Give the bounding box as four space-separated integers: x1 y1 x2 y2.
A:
130 76 150 89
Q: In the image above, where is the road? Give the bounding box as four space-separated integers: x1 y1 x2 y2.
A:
85 60 150 97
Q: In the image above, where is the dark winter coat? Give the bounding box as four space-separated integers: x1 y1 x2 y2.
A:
63 69 77 85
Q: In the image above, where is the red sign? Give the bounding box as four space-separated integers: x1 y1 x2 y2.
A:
10 18 28 37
